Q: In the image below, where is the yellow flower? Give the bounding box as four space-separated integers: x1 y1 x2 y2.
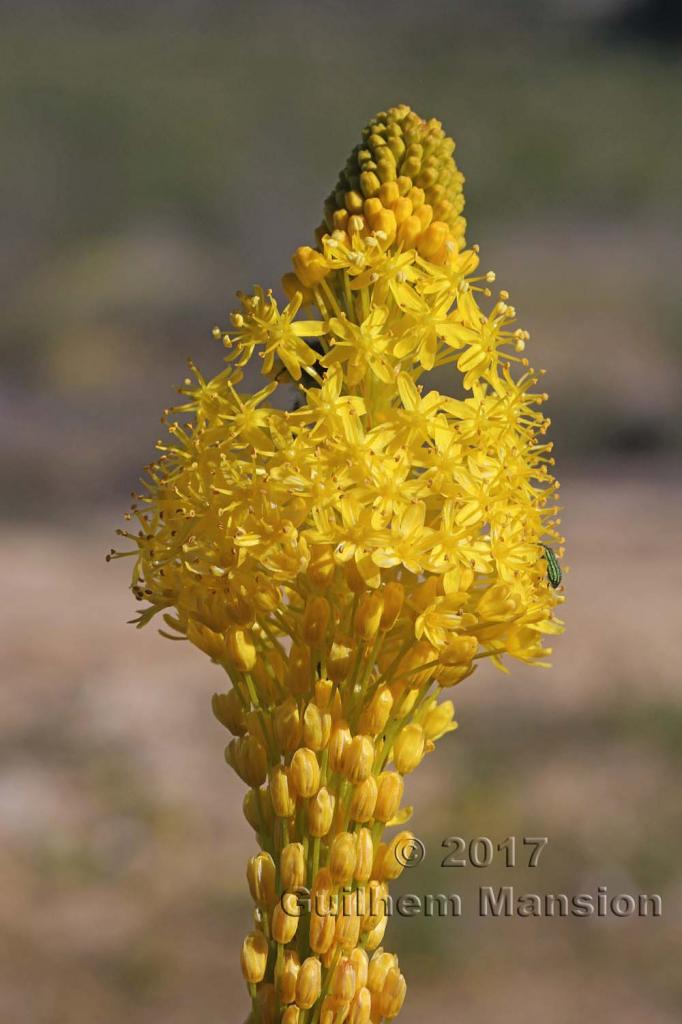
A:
116 103 565 1023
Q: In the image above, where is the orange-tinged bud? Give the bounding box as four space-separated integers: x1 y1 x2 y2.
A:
378 967 406 1019
280 842 306 891
272 893 299 944
226 735 268 787
417 219 449 258
367 951 397 993
296 956 322 1008
396 214 422 248
290 747 320 798
328 720 352 773
277 949 300 1005
303 595 331 646
303 701 332 751
392 723 425 774
354 592 384 643
281 1007 300 1024
292 245 329 288
225 626 257 672
348 986 371 1024
354 827 374 883
350 948 369 991
243 787 273 834
329 831 357 885
331 957 357 1002
274 698 302 753
374 771 404 823
380 581 404 630
343 735 375 784
309 909 336 955
383 831 415 880
308 786 334 837
358 686 393 736
246 851 276 907
423 699 457 740
349 776 378 823
240 930 269 984
211 690 246 735
269 765 296 818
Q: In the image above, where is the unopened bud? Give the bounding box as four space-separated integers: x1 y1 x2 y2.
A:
281 1006 300 1024
349 776 377 823
272 892 299 944
378 967 406 1019
246 851 276 907
354 592 384 643
423 699 457 740
292 245 329 288
225 626 257 672
328 720 352 773
303 595 331 646
329 832 357 885
290 747 320 798
314 678 334 708
240 929 269 984
303 701 332 751
309 909 335 955
211 690 246 735
374 771 404 823
392 723 425 774
381 583 404 631
328 645 353 684
358 685 393 736
354 828 374 883
277 949 300 1005
295 956 322 1008
348 986 371 1024
383 831 415 880
331 957 357 1002
350 948 369 991
343 734 375 784
367 950 397 994
280 842 306 891
274 698 302 753
269 765 296 818
308 786 334 837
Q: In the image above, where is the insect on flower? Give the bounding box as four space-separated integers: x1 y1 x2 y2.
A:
541 544 562 589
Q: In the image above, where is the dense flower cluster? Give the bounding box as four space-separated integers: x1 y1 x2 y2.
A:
117 105 564 1024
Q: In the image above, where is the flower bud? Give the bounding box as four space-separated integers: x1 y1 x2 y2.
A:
361 880 388 929
383 831 415 880
314 678 334 708
272 892 299 944
349 776 377 823
240 930 269 984
225 626 257 672
371 842 388 882
277 949 300 1005
226 735 268 787
280 842 306 891
246 851 276 907
269 765 296 818
328 645 352 684
303 701 332 751
335 891 361 950
331 957 357 1002
303 595 331 646
211 690 246 735
367 951 397 994
354 828 374 883
245 709 269 751
343 735 374 784
274 698 302 753
350 948 369 991
380 582 404 630
308 786 334 837
392 723 425 774
374 772 404 823
309 909 336 955
394 640 437 688
290 747 320 798
354 592 384 643
187 620 226 661
348 986 371 1024
295 956 322 1008
439 635 477 665
329 832 357 885
358 685 393 736
281 1007 300 1024
292 245 329 288
423 699 457 740
365 917 388 949
378 967 406 1019
328 720 352 773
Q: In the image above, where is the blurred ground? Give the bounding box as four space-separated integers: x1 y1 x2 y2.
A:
1 1 681 1021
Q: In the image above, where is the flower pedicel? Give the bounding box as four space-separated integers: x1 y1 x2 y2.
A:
114 104 565 1023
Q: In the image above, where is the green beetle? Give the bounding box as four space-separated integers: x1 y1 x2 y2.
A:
541 544 562 589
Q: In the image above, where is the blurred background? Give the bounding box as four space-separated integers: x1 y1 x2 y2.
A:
1 1 680 1021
